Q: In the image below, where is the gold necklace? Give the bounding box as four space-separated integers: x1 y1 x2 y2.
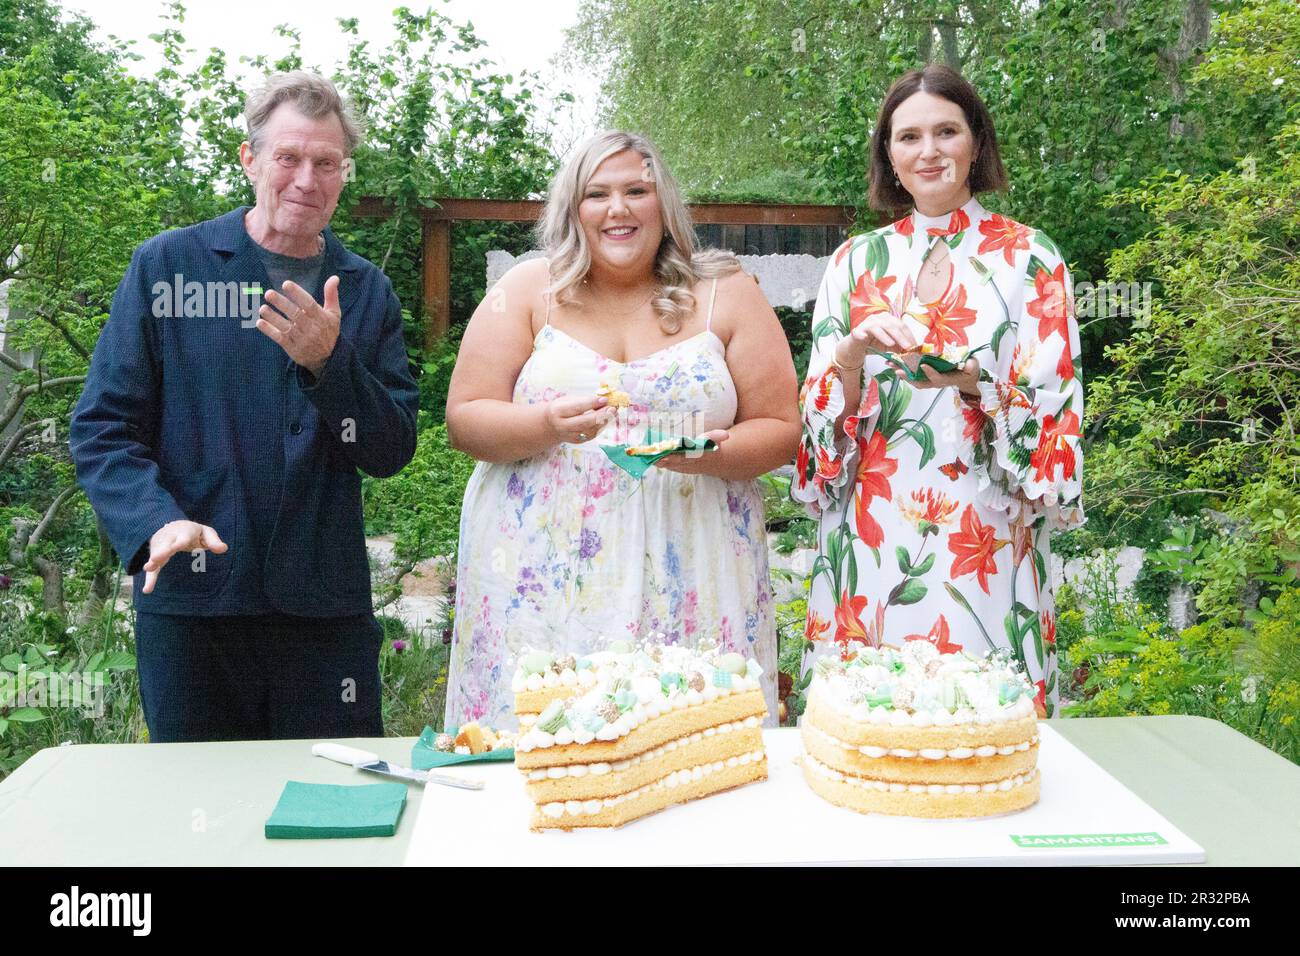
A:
925 242 950 278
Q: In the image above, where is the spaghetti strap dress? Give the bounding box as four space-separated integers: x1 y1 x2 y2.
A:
445 278 778 729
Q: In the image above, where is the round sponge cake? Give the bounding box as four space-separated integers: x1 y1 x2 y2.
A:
799 641 1040 818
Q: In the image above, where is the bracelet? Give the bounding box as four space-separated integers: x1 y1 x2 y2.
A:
833 352 864 373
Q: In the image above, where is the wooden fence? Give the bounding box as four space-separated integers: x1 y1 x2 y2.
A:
351 197 856 349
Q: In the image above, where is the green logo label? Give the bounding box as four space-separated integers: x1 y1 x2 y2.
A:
1011 832 1167 848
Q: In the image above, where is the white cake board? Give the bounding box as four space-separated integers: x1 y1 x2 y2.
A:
403 726 1205 866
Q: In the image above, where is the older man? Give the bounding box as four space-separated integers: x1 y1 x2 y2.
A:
70 72 418 742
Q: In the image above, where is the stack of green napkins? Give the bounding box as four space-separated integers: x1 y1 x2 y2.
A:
265 780 407 839
411 725 514 770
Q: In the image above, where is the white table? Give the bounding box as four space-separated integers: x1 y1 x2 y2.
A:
404 726 1205 866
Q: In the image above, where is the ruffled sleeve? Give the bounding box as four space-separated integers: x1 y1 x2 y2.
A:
962 233 1086 530
790 238 883 517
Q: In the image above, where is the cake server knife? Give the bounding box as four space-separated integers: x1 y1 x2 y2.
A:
311 742 485 790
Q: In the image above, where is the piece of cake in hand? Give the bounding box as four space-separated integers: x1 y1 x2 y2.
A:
514 644 769 830
596 383 631 408
625 437 682 456
800 641 1040 818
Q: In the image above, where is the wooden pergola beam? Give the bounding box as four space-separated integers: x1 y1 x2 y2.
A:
350 197 857 348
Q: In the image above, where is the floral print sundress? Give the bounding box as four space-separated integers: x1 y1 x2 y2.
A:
446 278 778 729
791 195 1086 716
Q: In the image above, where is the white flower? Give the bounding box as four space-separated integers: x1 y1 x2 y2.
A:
1241 675 1258 704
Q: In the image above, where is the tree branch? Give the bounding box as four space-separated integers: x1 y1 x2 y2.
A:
0 348 26 373
30 305 92 360
0 419 45 471
0 374 85 433
28 484 81 553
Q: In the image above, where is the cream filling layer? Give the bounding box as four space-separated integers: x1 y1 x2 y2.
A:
514 667 600 694
538 749 767 818
816 683 1035 728
517 685 760 751
526 716 763 779
803 752 1038 794
805 721 1038 759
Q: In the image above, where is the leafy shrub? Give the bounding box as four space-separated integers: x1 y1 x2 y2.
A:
377 615 452 738
775 588 813 727
0 597 143 779
417 324 465 426
1064 577 1300 764
362 423 476 564
759 472 816 555
775 307 813 384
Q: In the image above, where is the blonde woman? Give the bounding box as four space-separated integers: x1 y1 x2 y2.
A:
444 131 800 728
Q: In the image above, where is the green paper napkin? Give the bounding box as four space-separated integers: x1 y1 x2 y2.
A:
264 780 407 839
875 343 989 382
411 725 514 769
600 434 719 479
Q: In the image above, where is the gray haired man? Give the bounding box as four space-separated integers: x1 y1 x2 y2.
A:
71 72 419 742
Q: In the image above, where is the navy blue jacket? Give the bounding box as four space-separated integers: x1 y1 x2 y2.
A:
70 207 419 617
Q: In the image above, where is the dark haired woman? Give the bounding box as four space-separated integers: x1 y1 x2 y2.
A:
792 65 1084 716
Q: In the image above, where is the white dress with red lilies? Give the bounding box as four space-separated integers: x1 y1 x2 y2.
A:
791 195 1085 716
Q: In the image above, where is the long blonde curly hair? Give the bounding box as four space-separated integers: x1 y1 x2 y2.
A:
536 130 739 335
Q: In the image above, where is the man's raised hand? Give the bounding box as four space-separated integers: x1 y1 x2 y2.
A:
257 276 342 378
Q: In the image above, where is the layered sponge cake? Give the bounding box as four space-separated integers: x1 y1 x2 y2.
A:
800 641 1040 818
513 644 769 829
510 648 606 724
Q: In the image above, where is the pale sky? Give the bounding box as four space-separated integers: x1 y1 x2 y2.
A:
64 0 603 150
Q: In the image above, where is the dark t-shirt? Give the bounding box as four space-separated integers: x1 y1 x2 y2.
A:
248 238 326 592
255 240 326 304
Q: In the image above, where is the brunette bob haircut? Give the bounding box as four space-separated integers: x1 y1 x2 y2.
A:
868 64 1009 214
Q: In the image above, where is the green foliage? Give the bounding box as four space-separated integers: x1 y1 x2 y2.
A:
323 7 560 320
0 595 144 778
1082 0 1300 627
418 323 464 425
760 472 817 555
690 169 823 204
1060 558 1299 765
564 0 815 195
774 307 813 384
775 585 814 727
377 616 452 738
1239 586 1300 761
362 424 476 563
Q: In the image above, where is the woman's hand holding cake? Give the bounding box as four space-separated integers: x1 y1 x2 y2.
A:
542 393 613 445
